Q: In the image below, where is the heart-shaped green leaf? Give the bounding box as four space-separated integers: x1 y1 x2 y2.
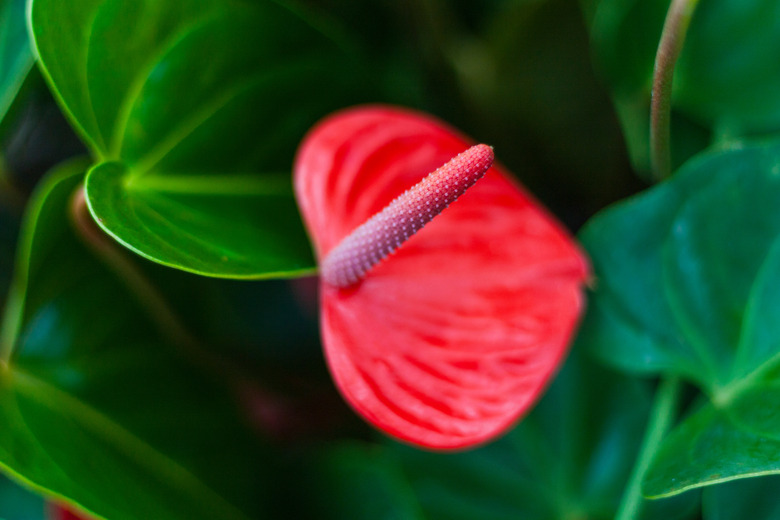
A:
585 0 780 173
84 162 315 278
30 0 369 277
579 139 780 496
0 161 276 519
0 0 33 127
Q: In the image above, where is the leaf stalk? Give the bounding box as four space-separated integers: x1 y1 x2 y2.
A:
70 185 198 350
615 377 682 520
69 186 307 438
651 0 701 180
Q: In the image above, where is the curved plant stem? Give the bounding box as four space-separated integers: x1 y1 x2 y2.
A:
0 162 28 367
70 188 238 382
615 377 682 520
69 186 312 438
0 159 27 213
70 185 197 350
651 0 701 180
0 287 22 366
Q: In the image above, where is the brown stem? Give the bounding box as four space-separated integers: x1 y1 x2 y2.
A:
650 0 701 180
69 185 298 437
69 186 198 350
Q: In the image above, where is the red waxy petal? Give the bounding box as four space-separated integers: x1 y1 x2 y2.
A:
294 105 589 449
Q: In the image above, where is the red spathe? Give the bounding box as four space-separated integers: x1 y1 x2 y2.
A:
294 105 590 449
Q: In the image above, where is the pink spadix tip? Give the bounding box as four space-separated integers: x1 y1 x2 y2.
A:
321 144 494 287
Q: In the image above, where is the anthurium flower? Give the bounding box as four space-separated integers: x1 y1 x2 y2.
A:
294 105 589 449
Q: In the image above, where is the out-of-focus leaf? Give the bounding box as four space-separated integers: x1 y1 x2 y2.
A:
452 0 633 218
675 1 780 135
580 140 780 383
579 139 780 496
2 80 87 195
0 161 274 519
308 444 425 520
0 198 20 306
0 0 34 126
585 0 780 173
0 473 45 520
702 475 780 520
30 0 374 278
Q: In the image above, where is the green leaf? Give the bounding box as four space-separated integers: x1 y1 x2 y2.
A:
675 1 780 136
580 140 780 384
0 200 19 307
389 349 697 520
0 0 33 126
84 163 315 278
585 0 780 173
0 473 45 520
643 385 780 497
579 139 780 496
579 163 710 384
308 443 425 520
30 0 369 278
0 161 275 519
461 0 631 214
702 475 780 520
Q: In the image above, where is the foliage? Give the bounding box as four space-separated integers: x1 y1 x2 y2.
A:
1 0 780 519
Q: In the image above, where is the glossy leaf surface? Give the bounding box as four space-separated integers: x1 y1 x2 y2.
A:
29 0 372 277
84 162 314 278
579 140 780 496
0 0 33 126
644 383 780 497
295 106 589 449
0 162 272 519
585 0 780 172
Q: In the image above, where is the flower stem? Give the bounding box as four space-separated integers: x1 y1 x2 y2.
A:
69 185 198 350
0 287 23 367
69 186 247 380
615 377 682 520
69 186 308 438
651 0 701 180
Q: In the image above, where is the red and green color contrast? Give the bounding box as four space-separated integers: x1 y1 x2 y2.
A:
295 106 590 449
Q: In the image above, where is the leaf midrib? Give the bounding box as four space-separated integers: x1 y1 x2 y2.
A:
108 10 223 158
713 234 780 406
129 56 327 177
125 172 293 196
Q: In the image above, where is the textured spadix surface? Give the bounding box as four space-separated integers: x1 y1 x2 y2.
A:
321 144 494 287
295 106 589 449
